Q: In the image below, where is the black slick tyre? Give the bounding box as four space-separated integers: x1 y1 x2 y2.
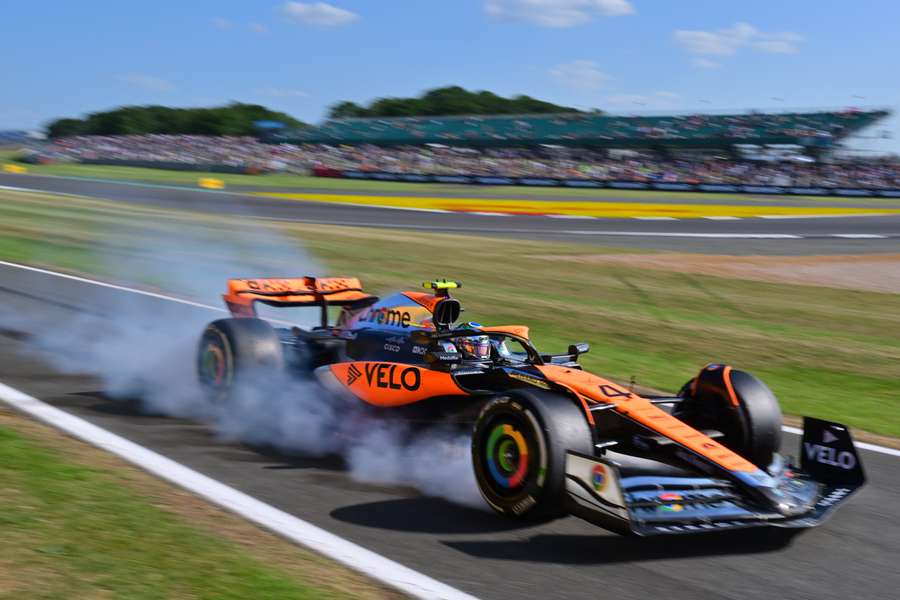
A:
196 318 284 402
679 364 783 469
472 389 593 520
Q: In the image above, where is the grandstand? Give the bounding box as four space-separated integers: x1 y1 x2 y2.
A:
273 109 889 156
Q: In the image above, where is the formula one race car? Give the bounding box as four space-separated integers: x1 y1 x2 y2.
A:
196 276 865 535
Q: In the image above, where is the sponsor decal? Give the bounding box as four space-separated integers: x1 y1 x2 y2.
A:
510 495 537 516
508 371 550 390
362 363 421 391
803 442 857 470
359 306 413 328
816 487 851 508
658 492 683 502
591 464 608 492
346 363 362 385
383 344 401 352
659 503 684 513
411 345 427 355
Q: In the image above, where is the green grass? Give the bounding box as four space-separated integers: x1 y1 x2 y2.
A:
0 418 364 599
4 148 891 203
1 188 899 438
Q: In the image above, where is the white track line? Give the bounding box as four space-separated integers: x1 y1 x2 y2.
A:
832 234 887 239
703 216 741 220
0 260 224 312
2 259 899 461
633 216 678 221
565 230 803 239
0 382 475 600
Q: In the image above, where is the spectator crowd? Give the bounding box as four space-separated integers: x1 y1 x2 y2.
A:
26 134 900 189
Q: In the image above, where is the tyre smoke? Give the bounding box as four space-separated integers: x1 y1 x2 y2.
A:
5 215 485 509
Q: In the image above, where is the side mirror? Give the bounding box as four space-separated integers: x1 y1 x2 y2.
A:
568 343 590 356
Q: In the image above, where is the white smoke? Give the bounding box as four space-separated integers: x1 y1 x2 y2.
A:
5 214 485 509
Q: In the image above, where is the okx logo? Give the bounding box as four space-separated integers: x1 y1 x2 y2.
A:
346 364 362 385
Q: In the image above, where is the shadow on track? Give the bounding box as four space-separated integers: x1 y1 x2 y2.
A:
331 498 528 534
442 527 800 564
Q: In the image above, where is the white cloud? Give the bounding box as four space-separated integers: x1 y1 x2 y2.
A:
692 57 720 69
754 32 804 54
674 22 803 59
255 86 310 98
550 59 609 91
282 2 358 27
486 0 634 28
211 17 232 30
118 73 175 93
604 91 680 108
249 23 268 34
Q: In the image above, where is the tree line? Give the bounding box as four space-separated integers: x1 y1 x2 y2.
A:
46 103 306 138
329 86 587 119
45 88 591 137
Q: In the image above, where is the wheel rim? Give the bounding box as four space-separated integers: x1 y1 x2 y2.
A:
199 342 226 386
480 413 539 497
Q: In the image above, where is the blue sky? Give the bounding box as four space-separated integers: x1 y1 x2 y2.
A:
2 1 898 152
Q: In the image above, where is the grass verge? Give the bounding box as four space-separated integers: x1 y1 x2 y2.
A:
0 407 397 600
1 187 898 438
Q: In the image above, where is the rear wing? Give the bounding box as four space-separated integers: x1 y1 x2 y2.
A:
224 277 377 320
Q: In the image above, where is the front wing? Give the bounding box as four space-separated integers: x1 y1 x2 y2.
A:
564 417 865 535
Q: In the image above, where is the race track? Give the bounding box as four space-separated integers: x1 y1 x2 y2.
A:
2 172 900 254
1 261 898 600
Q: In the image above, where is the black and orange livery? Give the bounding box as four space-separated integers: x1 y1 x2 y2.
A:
198 276 865 535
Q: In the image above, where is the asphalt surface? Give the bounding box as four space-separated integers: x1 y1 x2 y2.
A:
2 172 900 254
1 262 898 600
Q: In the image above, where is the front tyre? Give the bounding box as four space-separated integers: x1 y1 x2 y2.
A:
678 364 782 469
197 318 284 402
472 390 593 520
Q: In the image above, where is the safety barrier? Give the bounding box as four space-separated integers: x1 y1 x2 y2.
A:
328 169 900 198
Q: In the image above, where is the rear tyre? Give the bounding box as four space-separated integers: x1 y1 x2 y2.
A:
472 390 593 520
677 364 782 469
197 318 284 402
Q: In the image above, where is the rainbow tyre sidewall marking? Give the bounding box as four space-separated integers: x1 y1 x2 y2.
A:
486 423 529 489
474 398 549 515
200 343 226 386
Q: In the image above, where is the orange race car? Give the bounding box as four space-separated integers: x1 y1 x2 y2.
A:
196 277 865 535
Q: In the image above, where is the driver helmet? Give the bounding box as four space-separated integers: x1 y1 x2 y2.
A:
454 335 491 360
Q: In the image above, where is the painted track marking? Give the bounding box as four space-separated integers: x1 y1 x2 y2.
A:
0 381 476 600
